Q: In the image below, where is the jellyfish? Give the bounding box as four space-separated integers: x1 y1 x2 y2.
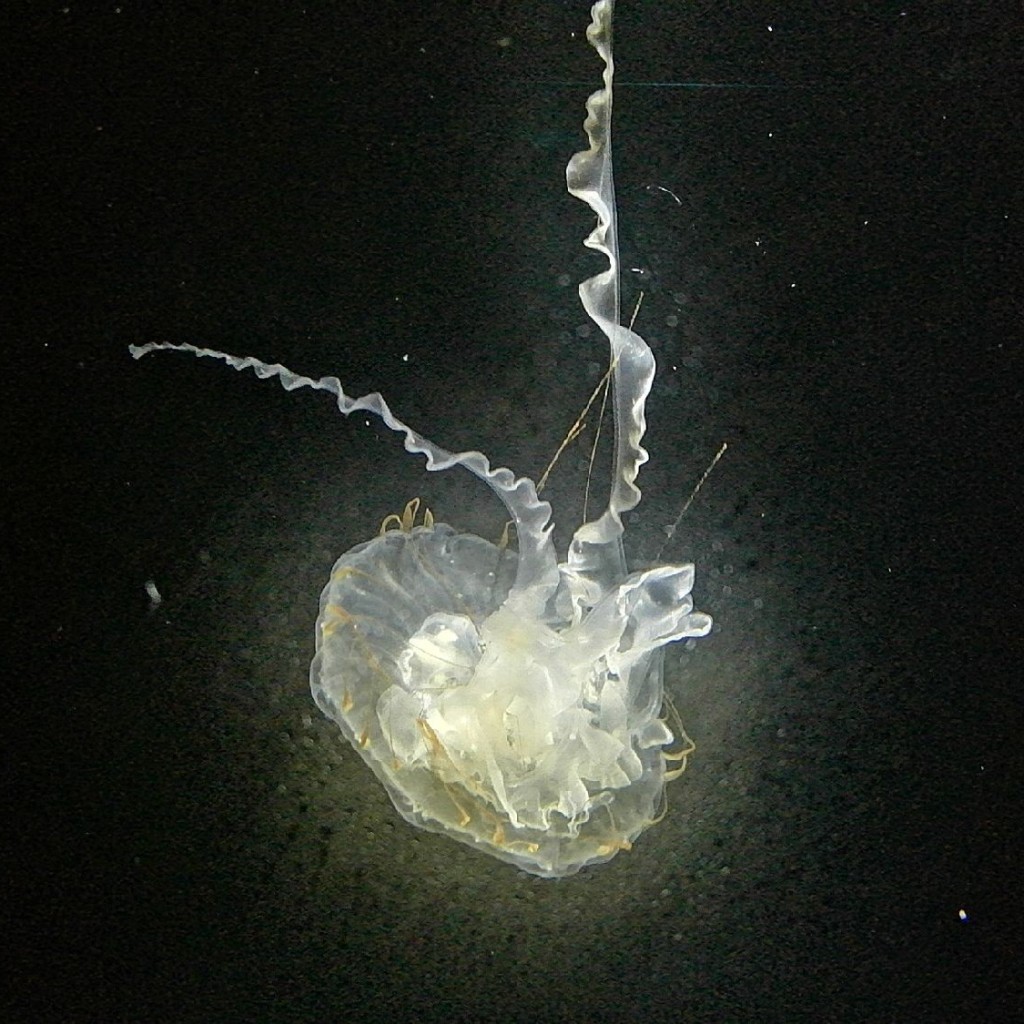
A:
131 0 712 878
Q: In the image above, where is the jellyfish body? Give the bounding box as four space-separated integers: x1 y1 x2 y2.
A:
131 0 712 877
312 516 709 877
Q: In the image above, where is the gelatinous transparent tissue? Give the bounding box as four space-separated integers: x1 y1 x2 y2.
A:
131 0 711 877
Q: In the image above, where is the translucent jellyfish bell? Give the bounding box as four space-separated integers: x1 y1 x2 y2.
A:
131 0 712 878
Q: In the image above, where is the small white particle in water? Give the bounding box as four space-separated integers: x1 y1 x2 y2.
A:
144 579 162 609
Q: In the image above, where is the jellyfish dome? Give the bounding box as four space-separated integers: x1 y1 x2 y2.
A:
131 0 712 877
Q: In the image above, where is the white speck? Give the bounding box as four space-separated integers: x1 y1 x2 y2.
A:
144 579 162 610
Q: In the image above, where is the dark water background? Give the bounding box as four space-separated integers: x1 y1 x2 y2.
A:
4 1 1019 1020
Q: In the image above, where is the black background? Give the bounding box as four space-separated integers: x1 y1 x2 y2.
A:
4 1 1020 1021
